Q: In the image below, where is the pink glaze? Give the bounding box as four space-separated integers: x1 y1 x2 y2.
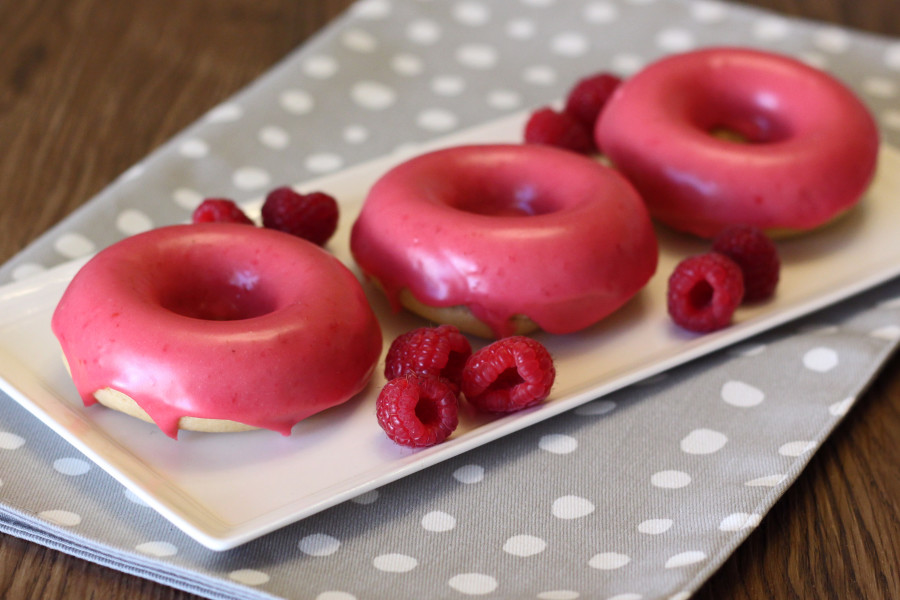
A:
350 144 658 338
51 223 382 438
597 47 880 237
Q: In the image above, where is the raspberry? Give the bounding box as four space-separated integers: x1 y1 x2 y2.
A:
667 252 745 332
712 226 780 302
385 325 472 393
523 107 594 154
192 198 254 225
261 187 339 245
462 336 555 413
564 72 622 131
376 374 459 447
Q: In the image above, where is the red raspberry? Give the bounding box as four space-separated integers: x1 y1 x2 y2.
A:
376 374 459 447
261 187 339 245
712 226 780 302
192 198 254 225
564 72 622 131
385 325 472 393
523 107 594 155
667 252 745 332
461 336 555 413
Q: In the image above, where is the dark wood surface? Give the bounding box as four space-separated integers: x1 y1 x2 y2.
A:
0 1 897 598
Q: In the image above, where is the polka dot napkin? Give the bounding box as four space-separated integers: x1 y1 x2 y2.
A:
1 1 900 599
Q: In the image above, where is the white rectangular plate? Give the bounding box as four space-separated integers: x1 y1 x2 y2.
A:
1 112 898 550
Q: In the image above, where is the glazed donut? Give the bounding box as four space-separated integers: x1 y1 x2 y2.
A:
350 144 658 338
597 47 880 238
51 223 382 438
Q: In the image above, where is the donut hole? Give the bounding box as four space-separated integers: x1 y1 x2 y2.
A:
442 178 565 217
689 90 792 144
159 267 278 321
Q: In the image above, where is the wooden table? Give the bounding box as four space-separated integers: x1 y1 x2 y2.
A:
0 1 897 598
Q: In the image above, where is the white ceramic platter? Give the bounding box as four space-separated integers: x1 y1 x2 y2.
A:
1 112 898 550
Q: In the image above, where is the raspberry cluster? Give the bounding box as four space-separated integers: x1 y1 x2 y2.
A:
191 187 339 246
377 326 556 447
667 226 781 332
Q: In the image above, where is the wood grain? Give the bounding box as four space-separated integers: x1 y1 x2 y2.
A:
0 1 898 599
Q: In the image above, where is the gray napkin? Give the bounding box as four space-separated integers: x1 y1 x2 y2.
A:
2 1 899 599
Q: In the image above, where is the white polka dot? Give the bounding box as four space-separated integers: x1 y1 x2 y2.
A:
351 80 397 110
610 53 645 76
719 512 761 531
721 380 765 407
863 77 897 98
316 593 356 600
135 541 177 557
669 593 692 600
539 434 578 454
656 28 695 52
305 153 344 174
813 27 851 53
779 440 816 457
303 55 339 79
228 569 270 585
343 124 370 144
551 32 590 57
392 53 424 76
373 553 418 572
431 75 466 96
521 0 555 6
342 28 378 53
584 2 618 23
456 43 498 69
753 17 791 40
551 495 595 519
454 2 490 26
205 103 243 122
885 109 900 131
11 263 45 281
259 125 290 149
421 510 456 532
885 44 900 70
116 209 153 235
120 163 145 181
638 518 673 535
54 232 95 259
178 138 208 158
351 490 379 505
172 187 204 210
588 552 630 570
53 457 91 476
417 108 458 132
522 65 556 86
448 573 498 595
506 18 536 39
690 1 727 23
538 592 579 600
608 594 642 600
486 89 521 110
0 432 26 450
124 488 149 506
232 166 270 191
651 470 692 488
803 347 838 372
503 534 547 556
575 400 616 416
829 397 854 416
407 19 441 45
665 550 707 568
280 89 315 115
799 52 829 70
351 0 391 19
871 325 900 342
453 464 484 484
745 474 786 487
299 533 340 556
40 510 81 527
681 429 728 455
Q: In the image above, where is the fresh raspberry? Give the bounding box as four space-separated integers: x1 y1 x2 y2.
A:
461 336 555 413
712 225 780 302
523 107 595 155
376 374 459 447
385 325 472 393
191 198 254 225
261 187 339 245
667 252 745 332
564 72 622 131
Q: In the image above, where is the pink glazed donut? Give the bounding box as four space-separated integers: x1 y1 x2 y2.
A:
51 223 382 438
350 144 658 338
597 47 880 238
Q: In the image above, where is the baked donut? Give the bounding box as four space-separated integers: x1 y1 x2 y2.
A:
597 47 880 238
51 223 382 438
350 144 658 338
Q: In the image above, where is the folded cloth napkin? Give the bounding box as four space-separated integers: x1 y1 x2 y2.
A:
1 1 899 599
